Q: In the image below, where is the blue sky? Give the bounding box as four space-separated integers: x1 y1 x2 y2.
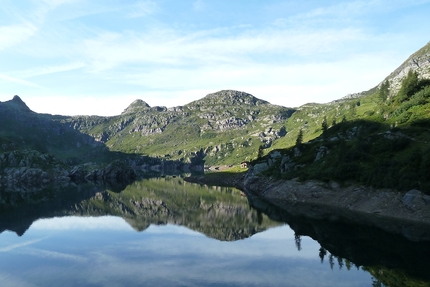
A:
0 0 429 116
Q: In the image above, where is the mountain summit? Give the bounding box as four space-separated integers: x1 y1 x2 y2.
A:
188 90 270 108
2 95 32 112
383 41 430 92
122 99 151 114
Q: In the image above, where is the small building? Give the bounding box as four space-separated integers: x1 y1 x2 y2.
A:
240 161 249 168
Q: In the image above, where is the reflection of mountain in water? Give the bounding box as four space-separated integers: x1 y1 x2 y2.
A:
247 193 430 286
0 177 280 241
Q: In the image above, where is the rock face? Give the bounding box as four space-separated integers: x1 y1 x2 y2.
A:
8 95 32 112
0 149 188 191
381 41 430 94
122 99 151 115
190 90 269 106
0 177 280 241
59 90 295 165
246 192 430 282
240 163 430 241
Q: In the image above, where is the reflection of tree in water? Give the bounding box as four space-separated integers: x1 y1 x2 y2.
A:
246 194 430 287
294 233 302 251
314 244 430 287
319 247 327 263
316 244 384 284
372 278 384 287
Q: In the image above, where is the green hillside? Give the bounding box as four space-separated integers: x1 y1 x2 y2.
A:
58 90 295 166
254 67 430 193
1 41 429 188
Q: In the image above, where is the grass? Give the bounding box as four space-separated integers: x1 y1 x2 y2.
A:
258 76 430 194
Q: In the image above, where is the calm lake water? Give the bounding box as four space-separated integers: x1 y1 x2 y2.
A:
1 177 429 287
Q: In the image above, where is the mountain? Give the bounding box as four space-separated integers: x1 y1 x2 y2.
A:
58 90 295 166
244 41 430 194
1 41 430 192
0 177 280 241
383 41 430 93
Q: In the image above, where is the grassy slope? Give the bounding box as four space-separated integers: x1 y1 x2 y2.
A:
66 91 295 166
259 73 430 194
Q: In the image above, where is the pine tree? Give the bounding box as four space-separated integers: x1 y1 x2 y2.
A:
257 145 264 159
295 129 303 147
322 116 328 133
378 80 390 102
397 70 419 102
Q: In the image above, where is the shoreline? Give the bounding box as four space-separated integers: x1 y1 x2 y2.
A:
186 171 430 241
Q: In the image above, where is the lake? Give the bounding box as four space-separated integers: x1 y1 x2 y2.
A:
1 177 429 287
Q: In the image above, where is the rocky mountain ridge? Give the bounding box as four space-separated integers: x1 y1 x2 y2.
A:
55 90 295 166
1 40 430 190
0 177 280 241
383 41 430 94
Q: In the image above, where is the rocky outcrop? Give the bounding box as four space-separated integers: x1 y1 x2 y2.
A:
189 90 269 106
0 150 70 190
4 95 32 112
246 192 430 282
240 161 430 241
382 41 430 94
56 90 295 165
70 161 138 187
0 177 279 241
121 99 151 114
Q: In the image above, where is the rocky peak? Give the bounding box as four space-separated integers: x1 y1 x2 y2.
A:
122 99 151 115
189 90 269 107
1 95 32 112
382 41 430 93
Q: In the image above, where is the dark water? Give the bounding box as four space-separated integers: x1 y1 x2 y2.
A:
1 177 429 287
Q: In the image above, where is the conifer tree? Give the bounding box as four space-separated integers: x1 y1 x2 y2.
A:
378 80 390 102
295 129 303 147
322 116 328 133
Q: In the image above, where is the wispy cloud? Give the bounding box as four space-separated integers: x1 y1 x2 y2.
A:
0 238 44 252
0 73 43 88
78 25 365 75
17 62 86 78
128 0 158 18
192 0 206 12
0 23 38 51
23 248 88 262
1 0 429 115
31 216 133 231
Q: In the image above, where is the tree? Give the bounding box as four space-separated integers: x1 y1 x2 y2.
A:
294 233 302 251
321 116 328 133
295 129 303 147
257 145 264 159
331 118 337 127
397 69 419 102
349 102 356 118
319 247 327 263
378 80 390 102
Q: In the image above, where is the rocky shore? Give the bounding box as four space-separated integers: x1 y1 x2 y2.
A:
187 166 430 241
0 149 204 191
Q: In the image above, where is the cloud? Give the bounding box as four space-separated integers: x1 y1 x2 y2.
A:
192 0 206 12
128 1 158 18
78 24 365 76
1 0 427 116
41 0 78 6
30 216 133 231
0 73 43 88
0 238 45 252
0 23 38 51
17 62 86 78
22 248 88 262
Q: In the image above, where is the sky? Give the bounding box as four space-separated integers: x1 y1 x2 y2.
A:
0 0 429 116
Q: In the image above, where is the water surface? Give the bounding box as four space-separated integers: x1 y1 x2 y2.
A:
1 177 428 286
